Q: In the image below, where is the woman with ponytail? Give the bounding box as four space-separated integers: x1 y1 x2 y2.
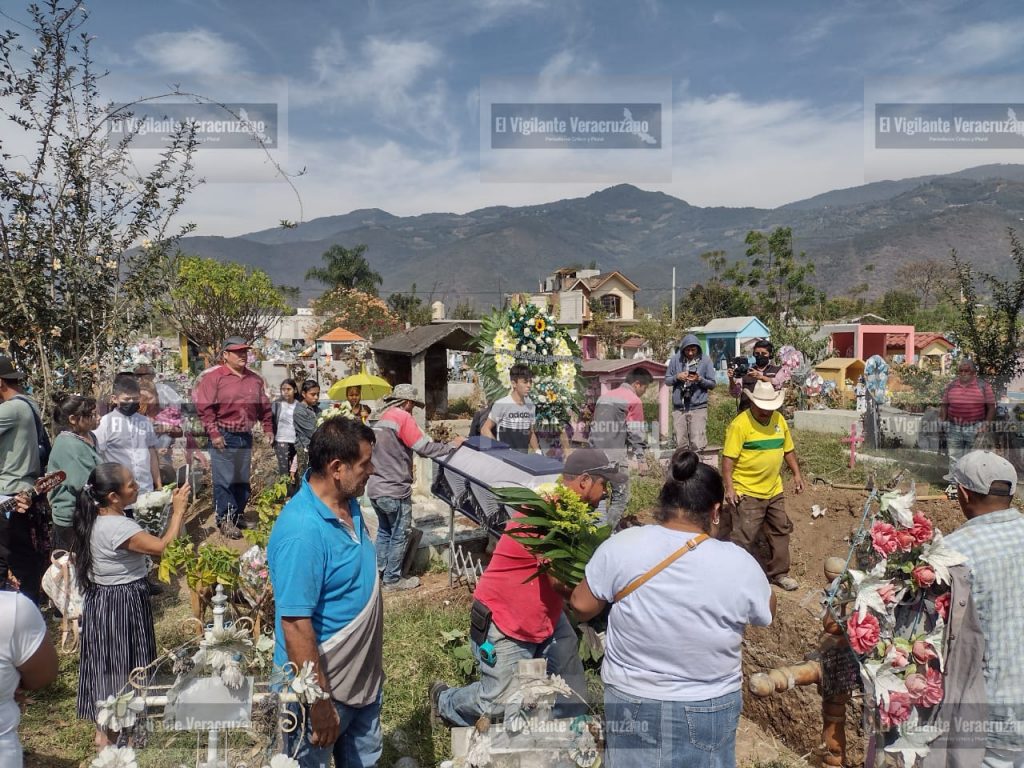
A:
72 463 189 749
571 450 776 768
46 393 99 551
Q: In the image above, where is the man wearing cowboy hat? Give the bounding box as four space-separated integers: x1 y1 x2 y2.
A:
720 380 804 591
194 337 273 539
366 384 465 591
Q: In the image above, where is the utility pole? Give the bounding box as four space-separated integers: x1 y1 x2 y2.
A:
671 267 676 323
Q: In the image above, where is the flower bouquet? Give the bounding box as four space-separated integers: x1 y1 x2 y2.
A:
832 488 966 766
471 302 583 426
493 482 610 589
134 485 174 536
316 401 357 426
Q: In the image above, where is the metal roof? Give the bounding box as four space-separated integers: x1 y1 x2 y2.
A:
371 321 481 357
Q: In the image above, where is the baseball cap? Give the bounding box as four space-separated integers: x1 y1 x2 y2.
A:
222 336 251 352
382 383 425 408
564 448 628 484
0 356 26 381
944 450 1017 497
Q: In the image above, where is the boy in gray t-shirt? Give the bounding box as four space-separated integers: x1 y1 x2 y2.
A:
482 364 537 452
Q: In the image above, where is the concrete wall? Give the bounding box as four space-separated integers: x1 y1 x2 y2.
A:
793 408 862 435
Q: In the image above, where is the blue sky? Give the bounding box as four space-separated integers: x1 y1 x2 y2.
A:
61 0 1024 235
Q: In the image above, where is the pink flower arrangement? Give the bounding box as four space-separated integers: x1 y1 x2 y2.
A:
870 521 899 556
846 611 881 654
835 489 964 755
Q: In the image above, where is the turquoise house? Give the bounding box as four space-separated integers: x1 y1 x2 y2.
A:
687 316 771 371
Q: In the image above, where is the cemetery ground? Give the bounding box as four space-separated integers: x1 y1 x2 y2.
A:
17 399 985 768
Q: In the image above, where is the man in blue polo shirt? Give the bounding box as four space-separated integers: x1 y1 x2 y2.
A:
268 416 382 767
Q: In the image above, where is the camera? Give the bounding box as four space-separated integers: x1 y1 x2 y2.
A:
679 361 699 401
732 356 750 377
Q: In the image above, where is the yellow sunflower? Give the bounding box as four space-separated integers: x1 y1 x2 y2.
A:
534 317 546 333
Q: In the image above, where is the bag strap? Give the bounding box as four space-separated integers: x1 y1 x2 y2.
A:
613 533 709 602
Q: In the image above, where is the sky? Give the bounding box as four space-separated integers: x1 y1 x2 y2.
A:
21 0 1024 236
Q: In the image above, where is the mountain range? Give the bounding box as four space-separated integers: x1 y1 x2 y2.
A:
177 163 1024 308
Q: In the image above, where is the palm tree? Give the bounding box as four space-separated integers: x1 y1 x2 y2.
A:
305 244 383 295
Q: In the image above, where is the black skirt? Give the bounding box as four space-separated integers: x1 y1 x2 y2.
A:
76 578 157 722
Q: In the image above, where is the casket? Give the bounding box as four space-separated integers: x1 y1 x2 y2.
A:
431 436 563 535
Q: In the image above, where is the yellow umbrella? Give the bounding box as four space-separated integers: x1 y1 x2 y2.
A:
327 369 393 402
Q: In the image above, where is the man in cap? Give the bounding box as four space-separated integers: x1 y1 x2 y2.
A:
366 384 464 591
0 356 47 601
720 381 804 591
431 448 623 727
589 367 654 528
943 450 1024 766
194 337 273 539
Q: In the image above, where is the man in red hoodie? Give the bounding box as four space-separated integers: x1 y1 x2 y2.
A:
430 448 623 727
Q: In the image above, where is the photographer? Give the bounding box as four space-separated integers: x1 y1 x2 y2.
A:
729 339 781 414
665 334 717 451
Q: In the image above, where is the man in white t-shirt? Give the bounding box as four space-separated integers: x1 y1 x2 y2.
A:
94 376 161 496
0 592 59 767
482 364 538 453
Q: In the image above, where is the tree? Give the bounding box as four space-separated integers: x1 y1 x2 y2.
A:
311 288 402 340
587 298 628 358
944 230 1024 395
632 306 682 361
896 259 957 309
451 300 480 320
877 290 921 325
0 2 198 399
386 283 433 326
165 256 288 356
276 284 303 311
678 251 752 326
305 244 382 295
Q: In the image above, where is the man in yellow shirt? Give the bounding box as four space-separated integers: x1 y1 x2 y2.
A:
721 381 804 591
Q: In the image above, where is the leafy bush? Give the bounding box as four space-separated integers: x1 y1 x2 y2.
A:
242 478 290 549
447 397 477 417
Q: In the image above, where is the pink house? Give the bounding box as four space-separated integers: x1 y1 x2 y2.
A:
580 358 670 442
820 322 915 362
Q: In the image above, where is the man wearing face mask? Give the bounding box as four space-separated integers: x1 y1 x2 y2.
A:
94 375 161 498
730 339 781 414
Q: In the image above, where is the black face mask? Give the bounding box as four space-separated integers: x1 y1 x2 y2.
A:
118 401 140 417
754 355 770 367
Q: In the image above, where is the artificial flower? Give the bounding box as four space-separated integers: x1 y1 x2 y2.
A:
884 643 911 670
290 660 329 703
934 592 951 621
877 583 899 605
534 318 546 333
895 529 917 551
90 746 138 768
266 756 301 768
870 522 899 557
920 666 944 707
911 513 934 545
912 640 938 665
880 691 913 728
912 565 937 589
95 692 144 732
905 673 928 702
846 610 881 654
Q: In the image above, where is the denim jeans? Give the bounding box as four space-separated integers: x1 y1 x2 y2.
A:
947 422 980 474
210 430 253 523
437 612 588 727
285 691 383 768
604 685 741 768
370 496 412 584
981 748 1024 768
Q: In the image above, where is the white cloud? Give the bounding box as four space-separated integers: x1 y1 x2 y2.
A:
711 11 741 29
937 19 1024 71
134 28 247 77
294 33 453 145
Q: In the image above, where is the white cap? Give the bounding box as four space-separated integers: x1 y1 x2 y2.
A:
944 450 1017 497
